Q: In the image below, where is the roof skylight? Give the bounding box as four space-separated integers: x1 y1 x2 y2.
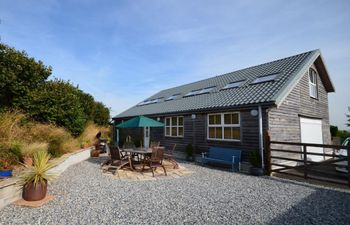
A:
184 89 201 97
165 94 180 101
137 98 162 106
251 73 279 84
222 80 245 90
184 86 216 97
198 86 215 94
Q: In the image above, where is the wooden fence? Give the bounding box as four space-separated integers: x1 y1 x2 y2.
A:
265 134 350 188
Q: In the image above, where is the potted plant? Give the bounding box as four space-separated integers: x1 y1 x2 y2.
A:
0 151 17 177
18 150 57 201
249 150 264 176
21 143 48 166
185 144 195 162
91 142 100 157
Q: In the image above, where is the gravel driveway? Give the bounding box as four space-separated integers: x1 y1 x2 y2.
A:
1 157 350 225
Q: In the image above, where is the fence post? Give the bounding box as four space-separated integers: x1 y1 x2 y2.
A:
265 131 271 176
303 145 308 179
347 148 350 188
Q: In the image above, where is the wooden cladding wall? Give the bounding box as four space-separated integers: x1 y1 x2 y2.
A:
268 64 331 143
267 64 332 164
150 109 268 161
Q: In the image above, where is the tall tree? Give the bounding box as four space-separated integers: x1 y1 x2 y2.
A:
77 91 96 121
92 101 110 126
0 43 52 109
347 107 350 127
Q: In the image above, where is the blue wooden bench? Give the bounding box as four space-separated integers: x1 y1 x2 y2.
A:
201 147 242 172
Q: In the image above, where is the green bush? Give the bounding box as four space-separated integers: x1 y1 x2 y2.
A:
21 79 87 136
186 144 194 157
330 125 338 137
0 149 18 170
0 43 110 137
249 150 262 168
48 138 65 158
0 43 52 109
337 130 350 143
9 142 22 160
92 102 110 126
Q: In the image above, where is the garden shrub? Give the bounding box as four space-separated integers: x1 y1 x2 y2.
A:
48 138 66 158
0 43 110 136
0 148 19 170
21 142 48 159
21 79 87 136
186 144 194 157
9 142 22 160
249 150 262 168
0 111 26 143
0 43 51 109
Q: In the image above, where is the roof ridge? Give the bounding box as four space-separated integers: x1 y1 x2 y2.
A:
159 49 318 93
114 49 324 119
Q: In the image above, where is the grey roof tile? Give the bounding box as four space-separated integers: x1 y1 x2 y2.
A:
115 50 318 118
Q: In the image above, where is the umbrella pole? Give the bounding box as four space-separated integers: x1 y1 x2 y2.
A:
116 128 119 147
143 127 145 148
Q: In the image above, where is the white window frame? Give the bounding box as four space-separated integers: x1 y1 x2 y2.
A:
164 116 184 137
207 112 241 141
309 69 318 98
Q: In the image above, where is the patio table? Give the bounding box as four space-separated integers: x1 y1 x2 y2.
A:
122 148 153 171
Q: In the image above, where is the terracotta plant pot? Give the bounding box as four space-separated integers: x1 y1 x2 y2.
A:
23 181 48 201
91 150 100 157
23 156 33 166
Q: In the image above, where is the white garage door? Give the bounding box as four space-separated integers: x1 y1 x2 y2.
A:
300 117 324 162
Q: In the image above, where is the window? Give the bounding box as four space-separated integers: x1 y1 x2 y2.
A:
137 98 162 106
165 94 180 101
208 112 240 141
184 86 216 97
309 69 318 98
252 73 278 84
184 89 201 97
165 116 184 137
222 80 245 90
198 86 215 94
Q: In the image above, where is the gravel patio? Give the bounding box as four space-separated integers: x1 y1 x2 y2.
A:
1 157 350 225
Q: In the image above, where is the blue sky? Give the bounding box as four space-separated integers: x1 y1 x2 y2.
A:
1 0 350 129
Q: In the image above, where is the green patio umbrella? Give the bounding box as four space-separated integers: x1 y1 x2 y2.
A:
116 115 164 128
116 116 164 148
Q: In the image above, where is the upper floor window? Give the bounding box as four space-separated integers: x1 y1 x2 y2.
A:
165 116 184 137
207 112 240 141
309 69 318 98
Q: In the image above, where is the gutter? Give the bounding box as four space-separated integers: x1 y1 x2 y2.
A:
258 105 264 169
112 102 275 120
